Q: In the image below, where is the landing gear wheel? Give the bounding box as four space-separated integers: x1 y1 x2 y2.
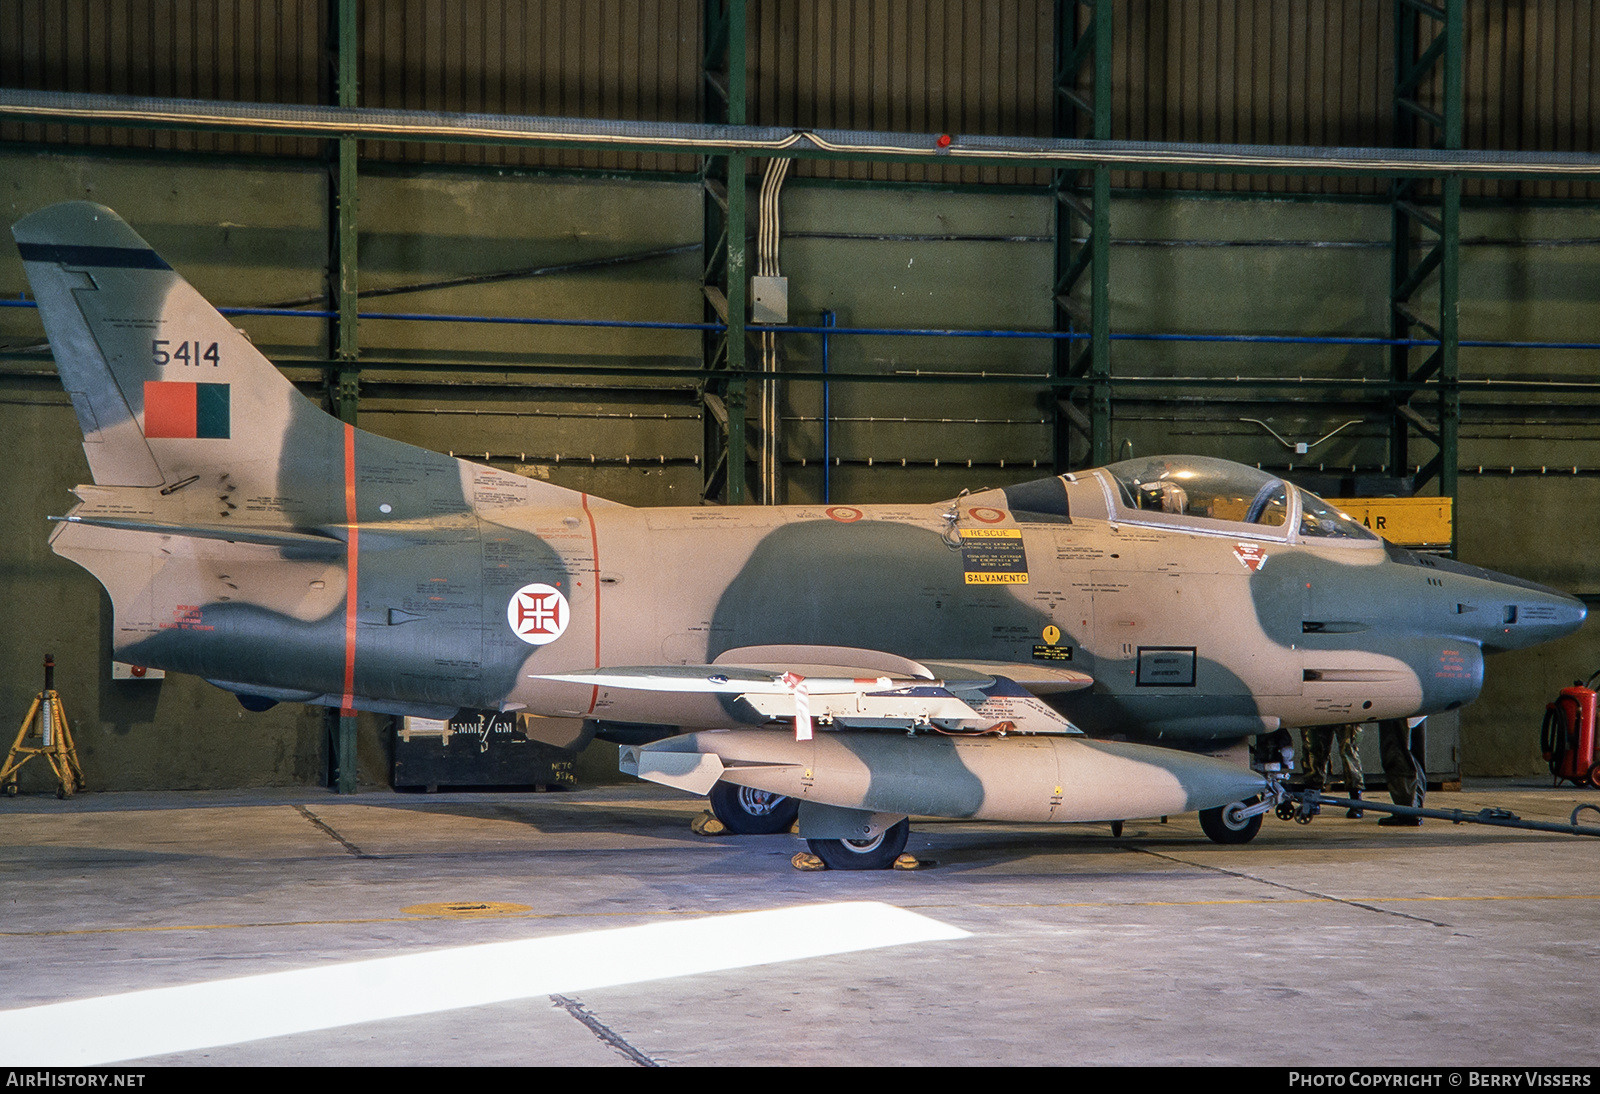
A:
1200 798 1263 845
4 782 17 797
806 819 910 870
1589 762 1600 791
708 781 800 835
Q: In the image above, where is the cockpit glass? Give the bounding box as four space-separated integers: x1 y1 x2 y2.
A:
1103 455 1377 541
1104 456 1291 528
1296 490 1377 540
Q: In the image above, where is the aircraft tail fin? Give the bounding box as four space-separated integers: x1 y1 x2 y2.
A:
14 201 612 524
13 200 333 501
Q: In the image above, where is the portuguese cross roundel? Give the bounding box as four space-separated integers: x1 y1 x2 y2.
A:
506 583 570 645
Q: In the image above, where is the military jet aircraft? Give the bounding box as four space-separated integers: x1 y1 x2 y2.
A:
13 202 1587 868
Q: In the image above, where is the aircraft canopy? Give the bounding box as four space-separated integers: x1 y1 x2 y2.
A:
1103 456 1374 541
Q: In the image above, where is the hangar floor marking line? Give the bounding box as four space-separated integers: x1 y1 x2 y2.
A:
293 803 369 857
0 901 970 1066
1132 847 1455 928
4 892 1598 939
551 994 660 1067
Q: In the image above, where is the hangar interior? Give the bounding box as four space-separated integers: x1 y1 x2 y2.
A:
2 0 1598 792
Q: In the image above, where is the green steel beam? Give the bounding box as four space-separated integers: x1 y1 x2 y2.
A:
1053 0 1112 472
724 152 748 505
332 0 359 426
329 0 359 794
1390 0 1461 555
702 0 748 504
1438 1 1463 554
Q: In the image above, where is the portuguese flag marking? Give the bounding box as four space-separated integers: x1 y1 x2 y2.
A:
144 381 230 439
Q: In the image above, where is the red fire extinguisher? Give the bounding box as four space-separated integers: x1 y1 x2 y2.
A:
1542 671 1600 789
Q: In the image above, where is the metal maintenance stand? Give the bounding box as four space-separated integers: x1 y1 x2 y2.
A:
2 654 85 798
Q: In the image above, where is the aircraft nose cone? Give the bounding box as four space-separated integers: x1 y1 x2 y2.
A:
1414 552 1588 652
1482 574 1587 652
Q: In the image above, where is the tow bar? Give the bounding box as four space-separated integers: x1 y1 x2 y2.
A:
1281 791 1600 838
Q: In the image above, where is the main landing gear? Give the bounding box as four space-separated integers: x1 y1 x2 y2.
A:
805 818 911 870
708 781 801 835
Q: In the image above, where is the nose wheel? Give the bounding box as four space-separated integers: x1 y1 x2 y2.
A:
1199 797 1265 844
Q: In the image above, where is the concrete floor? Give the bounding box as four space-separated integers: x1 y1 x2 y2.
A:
2 779 1598 1067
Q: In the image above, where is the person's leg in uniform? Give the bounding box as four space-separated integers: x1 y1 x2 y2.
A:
1301 725 1332 791
1335 723 1363 817
1379 717 1425 826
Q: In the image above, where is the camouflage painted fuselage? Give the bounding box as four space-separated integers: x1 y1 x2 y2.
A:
52 434 1587 743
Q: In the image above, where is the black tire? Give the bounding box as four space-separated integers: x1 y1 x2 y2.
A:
1200 798 1263 845
806 818 910 870
708 780 800 835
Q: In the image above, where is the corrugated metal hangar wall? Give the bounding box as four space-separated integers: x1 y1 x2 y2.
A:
0 0 1596 788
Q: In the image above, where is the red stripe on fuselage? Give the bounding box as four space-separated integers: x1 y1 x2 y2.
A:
582 493 601 714
342 424 359 715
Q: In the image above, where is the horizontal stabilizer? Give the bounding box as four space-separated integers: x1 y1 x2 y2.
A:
49 514 346 554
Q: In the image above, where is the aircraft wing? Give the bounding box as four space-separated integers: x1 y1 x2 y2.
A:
533 647 1085 737
708 643 1094 696
918 659 1093 695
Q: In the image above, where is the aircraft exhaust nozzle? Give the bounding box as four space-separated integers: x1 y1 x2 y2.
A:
623 730 1267 823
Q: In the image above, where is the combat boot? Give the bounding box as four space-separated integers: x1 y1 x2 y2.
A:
1345 788 1363 819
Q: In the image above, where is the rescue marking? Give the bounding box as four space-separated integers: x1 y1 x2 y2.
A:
960 526 1029 584
825 506 863 522
1233 542 1269 572
508 583 571 645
